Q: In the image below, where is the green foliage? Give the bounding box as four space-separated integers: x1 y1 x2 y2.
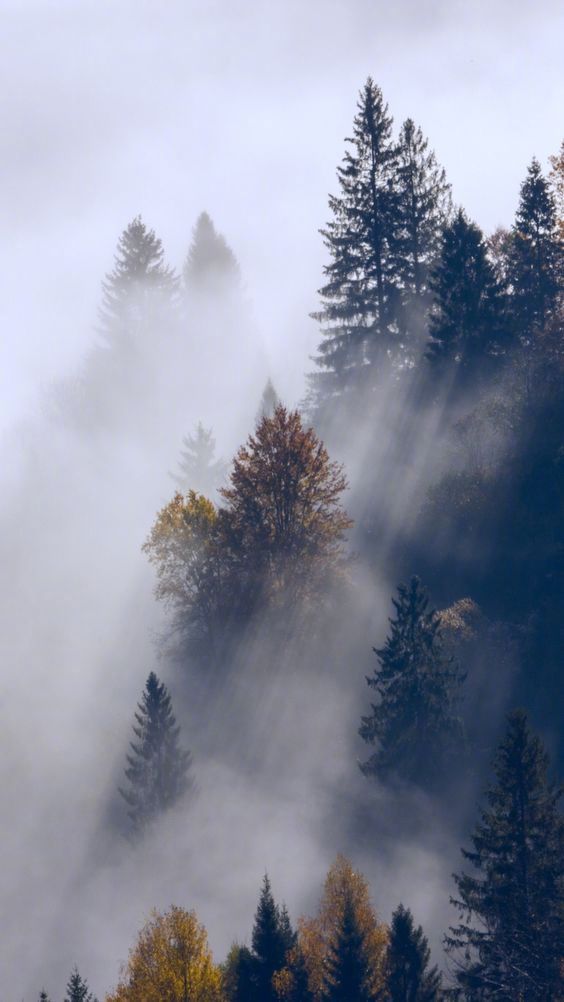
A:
251 875 295 1002
64 967 96 1002
119 672 194 838
447 710 564 1000
387 904 441 1001
324 893 374 1002
359 577 466 791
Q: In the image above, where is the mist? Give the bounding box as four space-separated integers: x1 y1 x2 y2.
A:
1 2 562 999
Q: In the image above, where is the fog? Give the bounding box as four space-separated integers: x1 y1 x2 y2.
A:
1 1 561 998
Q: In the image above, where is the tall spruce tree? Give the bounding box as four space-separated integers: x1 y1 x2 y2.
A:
183 211 241 294
256 378 280 423
508 158 562 337
170 422 226 496
64 967 96 1002
426 209 506 385
447 710 564 1001
38 991 51 1002
387 904 441 1001
310 78 399 410
119 672 194 838
359 577 466 791
395 118 451 357
325 893 374 1002
251 875 294 1002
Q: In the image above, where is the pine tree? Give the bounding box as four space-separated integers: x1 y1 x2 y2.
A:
387 904 441 1001
395 118 451 357
310 78 399 410
38 991 51 1002
325 893 374 1002
256 378 280 423
183 211 241 294
224 943 256 1002
251 875 293 1002
426 209 506 385
64 967 96 1002
508 158 562 336
359 577 466 791
170 422 226 496
447 710 564 1001
99 215 178 346
119 672 194 838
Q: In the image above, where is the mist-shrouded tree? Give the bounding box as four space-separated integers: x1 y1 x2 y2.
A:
549 140 564 243
426 209 506 385
64 967 96 1002
119 672 194 838
508 158 562 338
256 378 281 423
170 422 227 497
38 991 51 1002
324 893 375 1002
106 905 223 1002
395 117 451 356
447 710 564 1001
251 875 295 1002
309 78 399 410
183 211 241 295
387 904 441 1001
359 576 466 792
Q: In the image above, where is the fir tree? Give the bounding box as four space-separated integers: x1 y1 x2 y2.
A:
325 893 374 1002
310 78 399 409
251 875 293 1002
387 904 441 1001
183 211 241 293
223 943 256 1002
447 710 564 1001
64 967 96 1002
38 991 51 1002
426 209 506 385
395 118 451 357
359 577 466 791
119 672 194 838
256 378 280 423
508 158 562 337
170 422 226 496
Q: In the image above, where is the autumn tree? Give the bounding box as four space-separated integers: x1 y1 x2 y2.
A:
171 423 226 497
387 905 441 1001
359 577 466 792
119 672 194 838
106 905 223 1002
64 967 96 1002
447 710 564 1000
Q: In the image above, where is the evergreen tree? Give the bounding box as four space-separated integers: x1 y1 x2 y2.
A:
64 967 96 1002
395 118 451 356
310 78 399 409
99 215 178 346
183 211 241 294
256 378 280 423
119 672 194 838
359 577 466 791
426 209 506 385
170 422 226 496
223 943 256 1002
508 158 562 337
387 904 441 1001
447 710 564 1001
325 893 374 1002
251 875 293 1002
38 991 51 1002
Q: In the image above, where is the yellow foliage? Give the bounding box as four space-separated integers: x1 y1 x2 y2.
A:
105 905 224 1002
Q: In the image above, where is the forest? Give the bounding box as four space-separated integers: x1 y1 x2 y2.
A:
2 52 563 1002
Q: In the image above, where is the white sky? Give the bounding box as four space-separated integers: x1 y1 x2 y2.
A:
2 0 563 429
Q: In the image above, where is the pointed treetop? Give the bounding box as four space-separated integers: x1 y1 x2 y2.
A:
183 211 240 290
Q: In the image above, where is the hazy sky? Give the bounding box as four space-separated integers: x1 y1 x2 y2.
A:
2 0 563 422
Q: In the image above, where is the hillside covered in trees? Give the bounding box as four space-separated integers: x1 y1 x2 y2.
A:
1 7 563 1000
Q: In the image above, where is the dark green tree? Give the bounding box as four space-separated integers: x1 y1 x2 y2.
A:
170 422 226 496
395 118 451 357
387 904 441 1001
310 78 399 410
38 991 51 1002
119 672 194 838
359 577 466 791
508 158 562 337
324 893 374 1002
426 209 506 385
64 967 96 1002
282 944 315 1002
256 378 280 423
447 710 564 1001
251 875 294 1002
223 943 256 1002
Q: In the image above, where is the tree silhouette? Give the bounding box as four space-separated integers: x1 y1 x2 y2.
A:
387 904 441 1001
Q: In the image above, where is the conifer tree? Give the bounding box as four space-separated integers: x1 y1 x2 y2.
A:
508 158 562 336
387 904 441 1001
426 209 506 385
170 422 226 496
325 893 374 1002
256 378 280 423
38 991 51 1002
395 118 451 356
64 967 96 1002
251 875 294 1002
223 943 256 1002
359 577 466 791
310 78 399 409
447 710 564 1001
119 672 194 838
183 211 241 293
